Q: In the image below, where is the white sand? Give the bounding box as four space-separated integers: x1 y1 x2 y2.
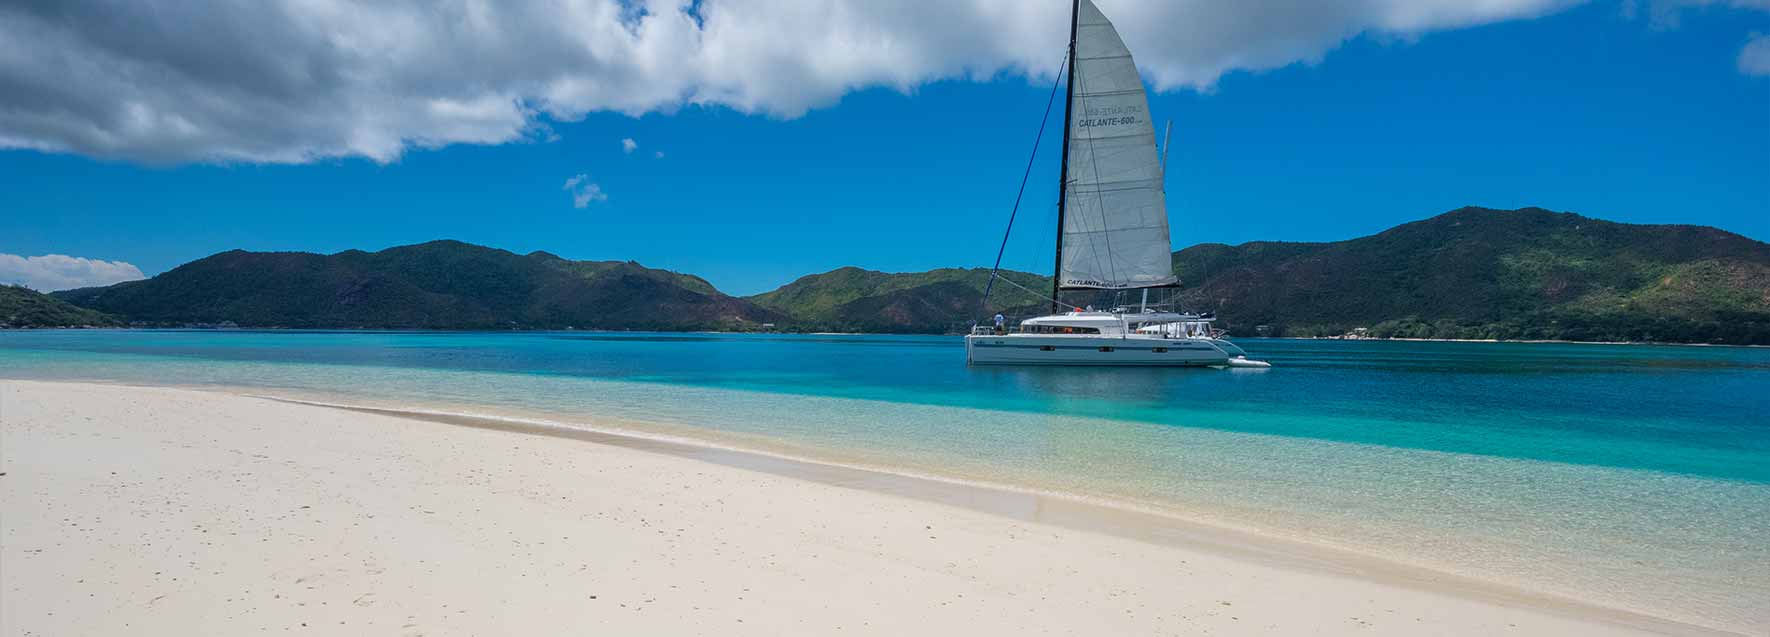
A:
0 381 1721 636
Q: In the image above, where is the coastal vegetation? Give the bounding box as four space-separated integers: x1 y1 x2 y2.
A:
43 207 1770 344
52 241 782 330
746 267 1050 333
0 284 123 328
1172 207 1770 344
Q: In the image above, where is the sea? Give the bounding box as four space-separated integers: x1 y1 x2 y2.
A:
1 330 1765 632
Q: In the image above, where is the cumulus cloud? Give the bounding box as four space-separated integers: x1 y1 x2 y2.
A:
563 174 608 208
0 0 1599 165
0 253 147 292
1741 33 1770 75
621 137 639 153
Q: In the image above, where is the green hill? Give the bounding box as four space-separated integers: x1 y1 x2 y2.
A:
45 207 1770 343
0 285 123 328
53 241 783 330
746 267 1051 333
1172 207 1770 343
748 207 1769 343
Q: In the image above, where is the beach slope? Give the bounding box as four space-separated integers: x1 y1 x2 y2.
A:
0 381 1700 635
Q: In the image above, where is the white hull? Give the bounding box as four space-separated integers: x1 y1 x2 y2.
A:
1208 338 1248 358
964 334 1230 366
961 3 1273 369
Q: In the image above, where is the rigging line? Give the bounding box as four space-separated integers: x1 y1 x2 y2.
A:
982 47 1069 310
993 271 1081 312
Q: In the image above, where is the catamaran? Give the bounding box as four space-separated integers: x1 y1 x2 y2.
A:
965 0 1268 368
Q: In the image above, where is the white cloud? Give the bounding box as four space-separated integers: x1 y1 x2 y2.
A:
0 253 147 292
1741 33 1770 75
621 137 638 153
0 0 1618 165
563 173 608 208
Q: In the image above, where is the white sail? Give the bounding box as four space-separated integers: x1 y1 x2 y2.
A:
1059 0 1176 290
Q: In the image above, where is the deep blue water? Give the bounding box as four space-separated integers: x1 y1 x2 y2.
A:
2 330 1767 630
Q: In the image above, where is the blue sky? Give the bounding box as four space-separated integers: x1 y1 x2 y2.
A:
2 1 1766 295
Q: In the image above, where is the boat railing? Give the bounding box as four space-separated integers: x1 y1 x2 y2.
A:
970 325 1020 336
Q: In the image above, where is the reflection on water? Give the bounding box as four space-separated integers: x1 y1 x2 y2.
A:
972 364 1214 404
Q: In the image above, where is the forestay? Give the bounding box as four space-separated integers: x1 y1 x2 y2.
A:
1059 0 1176 290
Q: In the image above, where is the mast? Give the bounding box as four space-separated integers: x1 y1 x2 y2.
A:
1051 0 1079 314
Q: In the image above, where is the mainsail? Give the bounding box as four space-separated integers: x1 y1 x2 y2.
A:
1058 0 1176 290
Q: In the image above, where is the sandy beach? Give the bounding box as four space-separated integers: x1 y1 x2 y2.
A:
0 380 1730 636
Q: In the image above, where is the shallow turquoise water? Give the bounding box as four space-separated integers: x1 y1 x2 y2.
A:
2 330 1766 630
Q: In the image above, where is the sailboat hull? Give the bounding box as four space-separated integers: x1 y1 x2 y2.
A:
964 334 1230 366
966 1 1265 370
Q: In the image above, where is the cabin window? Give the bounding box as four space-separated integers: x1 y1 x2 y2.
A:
1039 345 1056 351
1153 347 1168 353
1098 347 1114 352
1024 325 1099 334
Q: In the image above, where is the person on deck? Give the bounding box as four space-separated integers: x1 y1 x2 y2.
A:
993 313 1006 334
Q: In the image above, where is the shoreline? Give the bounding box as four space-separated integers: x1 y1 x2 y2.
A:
1289 335 1770 347
2 380 1743 635
5 327 1766 349
273 396 1739 636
